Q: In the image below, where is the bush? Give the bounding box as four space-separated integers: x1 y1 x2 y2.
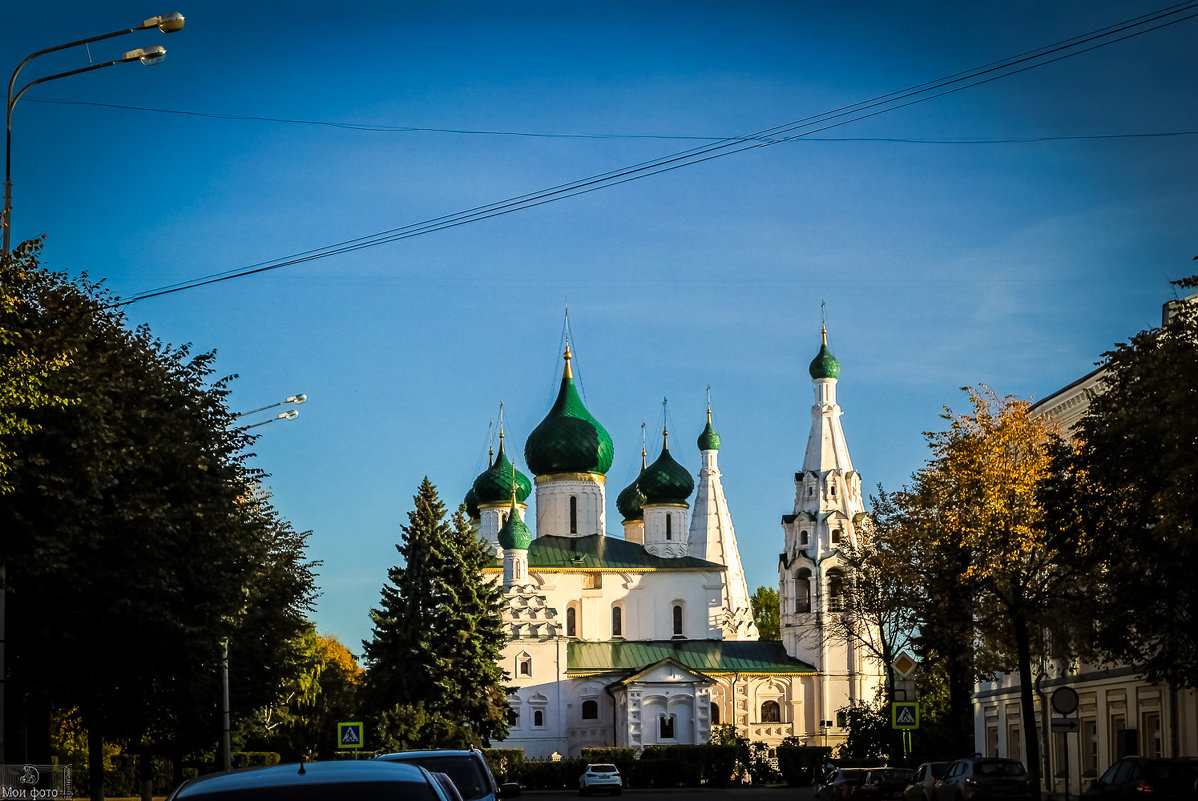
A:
514 757 587 790
777 745 833 786
483 748 526 783
638 744 739 787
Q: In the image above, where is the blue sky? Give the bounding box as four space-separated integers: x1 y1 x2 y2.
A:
4 1 1195 652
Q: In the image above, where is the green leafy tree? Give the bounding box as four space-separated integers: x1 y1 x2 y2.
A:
818 492 918 706
750 586 780 640
363 480 511 747
836 701 890 760
0 244 316 794
1042 277 1198 687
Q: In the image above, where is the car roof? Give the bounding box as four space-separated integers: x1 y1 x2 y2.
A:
377 750 480 759
171 760 432 798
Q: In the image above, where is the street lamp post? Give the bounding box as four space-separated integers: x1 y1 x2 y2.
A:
2 12 184 255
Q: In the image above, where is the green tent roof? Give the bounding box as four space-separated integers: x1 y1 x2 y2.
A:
567 639 817 675
486 534 722 571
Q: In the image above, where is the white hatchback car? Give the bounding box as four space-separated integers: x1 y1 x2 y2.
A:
579 764 622 796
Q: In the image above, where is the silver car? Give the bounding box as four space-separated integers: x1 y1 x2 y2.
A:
579 764 622 796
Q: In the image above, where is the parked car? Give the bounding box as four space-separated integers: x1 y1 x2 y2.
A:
819 768 874 801
579 763 622 796
904 762 953 801
858 768 915 801
1082 756 1198 801
375 749 520 801
167 759 450 800
934 758 1032 801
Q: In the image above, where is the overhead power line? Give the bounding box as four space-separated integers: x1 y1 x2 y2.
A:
112 2 1198 307
27 98 1198 145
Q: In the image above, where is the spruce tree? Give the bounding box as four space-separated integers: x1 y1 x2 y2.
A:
364 479 511 746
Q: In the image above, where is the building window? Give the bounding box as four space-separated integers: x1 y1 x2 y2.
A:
807 486 813 497
827 569 844 612
672 604 683 636
518 653 532 676
533 709 544 728
800 530 808 546
832 528 842 544
566 606 577 638
986 726 999 757
761 700 781 722
1110 714 1128 762
612 605 623 637
1008 724 1021 762
1142 711 1162 758
1080 718 1098 778
666 515 672 540
659 714 675 740
711 703 720 725
795 570 811 613
830 483 836 497
582 700 599 720
835 710 847 728
569 495 578 534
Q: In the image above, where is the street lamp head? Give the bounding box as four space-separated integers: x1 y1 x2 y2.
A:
142 12 186 33
123 45 167 65
278 410 299 421
286 394 308 405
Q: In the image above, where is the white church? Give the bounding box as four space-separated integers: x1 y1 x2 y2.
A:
467 330 883 757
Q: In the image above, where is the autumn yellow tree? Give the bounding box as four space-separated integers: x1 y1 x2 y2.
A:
906 387 1073 793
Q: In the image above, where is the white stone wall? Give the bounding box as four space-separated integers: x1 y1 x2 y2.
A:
534 475 606 538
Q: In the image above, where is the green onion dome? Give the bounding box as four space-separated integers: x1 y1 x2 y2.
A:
472 435 532 505
616 448 649 521
697 409 721 452
524 346 614 476
639 430 695 505
497 502 533 551
808 326 841 380
464 486 480 519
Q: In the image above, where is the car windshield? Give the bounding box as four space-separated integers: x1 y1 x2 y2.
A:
391 756 490 801
976 762 1026 777
589 765 618 773
874 771 911 782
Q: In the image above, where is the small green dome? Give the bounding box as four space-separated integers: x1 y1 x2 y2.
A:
639 433 695 505
497 504 533 551
525 348 614 476
697 410 721 452
808 328 841 380
472 438 532 505
616 474 647 522
464 486 480 519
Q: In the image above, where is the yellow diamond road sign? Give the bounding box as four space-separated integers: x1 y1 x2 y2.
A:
338 721 364 749
892 702 919 729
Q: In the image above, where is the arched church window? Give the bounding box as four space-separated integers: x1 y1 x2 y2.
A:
533 709 544 727
830 483 836 497
582 700 599 720
659 714 675 740
672 604 683 636
795 570 812 613
612 605 623 637
832 528 842 544
827 569 844 612
518 653 532 676
566 606 577 638
711 702 720 725
666 514 672 540
761 700 781 722
800 530 809 546
569 495 578 534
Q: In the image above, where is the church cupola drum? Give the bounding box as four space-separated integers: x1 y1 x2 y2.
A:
524 345 614 538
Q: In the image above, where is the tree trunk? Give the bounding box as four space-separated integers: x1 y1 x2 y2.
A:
1014 610 1042 798
139 739 154 801
87 711 104 801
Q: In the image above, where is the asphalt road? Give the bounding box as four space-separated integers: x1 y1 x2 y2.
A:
525 788 814 801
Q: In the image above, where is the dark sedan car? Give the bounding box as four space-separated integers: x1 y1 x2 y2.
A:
858 768 915 801
819 768 874 801
934 758 1032 801
167 759 450 800
1082 757 1198 801
904 762 953 801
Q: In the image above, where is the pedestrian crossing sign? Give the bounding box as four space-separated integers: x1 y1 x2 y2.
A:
891 702 919 729
338 721 364 749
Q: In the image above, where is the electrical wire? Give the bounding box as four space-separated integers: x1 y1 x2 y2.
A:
110 2 1198 308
